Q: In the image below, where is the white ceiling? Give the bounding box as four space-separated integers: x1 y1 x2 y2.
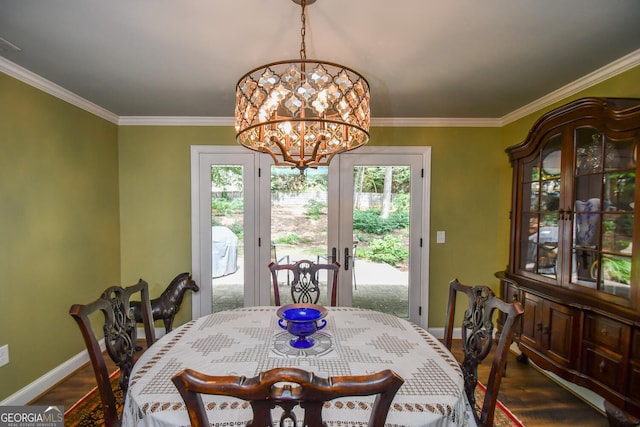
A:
1 0 640 122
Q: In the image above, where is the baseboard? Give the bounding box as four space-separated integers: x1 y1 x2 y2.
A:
0 340 104 406
508 344 606 416
427 327 462 340
0 327 164 406
432 336 606 415
138 326 165 341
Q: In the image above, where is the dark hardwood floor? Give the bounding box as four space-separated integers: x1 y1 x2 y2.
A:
29 340 609 426
449 343 609 426
29 348 122 412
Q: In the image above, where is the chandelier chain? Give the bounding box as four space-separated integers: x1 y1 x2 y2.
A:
235 0 370 171
299 0 307 60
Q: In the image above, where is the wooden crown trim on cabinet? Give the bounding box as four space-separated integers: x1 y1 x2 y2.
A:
506 98 640 165
498 97 640 422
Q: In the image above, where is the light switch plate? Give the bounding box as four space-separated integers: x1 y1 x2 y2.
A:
0 344 8 367
436 231 446 244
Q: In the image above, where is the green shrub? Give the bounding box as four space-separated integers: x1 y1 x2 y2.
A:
353 209 409 234
276 233 300 245
305 199 326 220
228 222 244 239
392 193 410 211
603 257 631 285
365 235 408 266
211 197 243 216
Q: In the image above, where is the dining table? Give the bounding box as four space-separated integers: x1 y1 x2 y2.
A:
121 306 476 427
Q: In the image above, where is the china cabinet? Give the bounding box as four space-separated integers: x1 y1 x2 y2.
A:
498 98 640 420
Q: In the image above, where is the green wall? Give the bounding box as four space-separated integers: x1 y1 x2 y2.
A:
0 73 120 399
117 126 234 327
368 127 509 325
1 63 638 401
118 126 507 328
502 65 640 146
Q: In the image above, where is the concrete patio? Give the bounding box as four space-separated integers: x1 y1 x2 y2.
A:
212 256 409 317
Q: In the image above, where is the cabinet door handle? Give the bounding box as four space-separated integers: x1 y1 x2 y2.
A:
600 328 608 336
599 360 606 374
564 208 572 221
558 208 573 221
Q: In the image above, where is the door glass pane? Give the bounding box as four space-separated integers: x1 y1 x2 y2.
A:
571 128 635 298
352 166 410 318
211 165 244 312
270 167 330 306
519 134 561 279
572 128 603 288
576 129 604 174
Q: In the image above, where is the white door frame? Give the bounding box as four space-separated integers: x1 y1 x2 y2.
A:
190 146 259 318
334 146 431 328
191 145 431 328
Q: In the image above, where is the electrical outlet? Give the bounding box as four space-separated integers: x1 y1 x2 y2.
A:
0 344 9 367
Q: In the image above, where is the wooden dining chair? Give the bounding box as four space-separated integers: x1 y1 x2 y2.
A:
172 367 403 427
69 279 156 427
269 259 340 306
443 278 524 427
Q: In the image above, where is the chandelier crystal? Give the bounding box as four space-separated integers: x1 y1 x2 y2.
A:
234 0 370 172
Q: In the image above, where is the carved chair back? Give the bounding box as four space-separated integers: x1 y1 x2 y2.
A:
69 279 156 427
269 259 340 306
172 367 403 427
443 278 524 427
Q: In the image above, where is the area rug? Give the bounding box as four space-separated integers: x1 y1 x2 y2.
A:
475 381 525 427
63 372 524 426
63 369 123 427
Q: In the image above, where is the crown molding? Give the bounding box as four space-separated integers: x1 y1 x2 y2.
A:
118 116 233 126
500 48 640 126
119 116 502 127
0 57 119 124
371 117 501 127
4 48 639 128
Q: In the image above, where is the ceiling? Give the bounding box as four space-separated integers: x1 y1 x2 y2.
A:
1 0 640 122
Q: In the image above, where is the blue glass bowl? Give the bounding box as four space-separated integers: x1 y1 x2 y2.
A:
276 303 328 348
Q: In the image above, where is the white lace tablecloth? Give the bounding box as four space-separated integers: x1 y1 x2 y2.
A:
122 307 475 427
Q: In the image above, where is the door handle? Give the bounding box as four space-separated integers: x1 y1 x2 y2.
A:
331 247 337 263
344 247 351 271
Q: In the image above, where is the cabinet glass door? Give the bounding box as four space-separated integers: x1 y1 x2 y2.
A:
519 134 562 281
570 126 636 298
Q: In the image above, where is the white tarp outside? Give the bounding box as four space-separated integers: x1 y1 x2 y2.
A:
212 226 238 278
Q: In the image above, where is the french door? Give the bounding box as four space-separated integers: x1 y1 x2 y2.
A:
191 147 258 317
333 147 430 325
191 146 431 327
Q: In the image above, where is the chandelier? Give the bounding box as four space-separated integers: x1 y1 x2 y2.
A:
234 0 370 172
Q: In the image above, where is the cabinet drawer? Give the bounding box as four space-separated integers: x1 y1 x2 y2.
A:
583 346 625 392
584 314 629 355
504 282 520 304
